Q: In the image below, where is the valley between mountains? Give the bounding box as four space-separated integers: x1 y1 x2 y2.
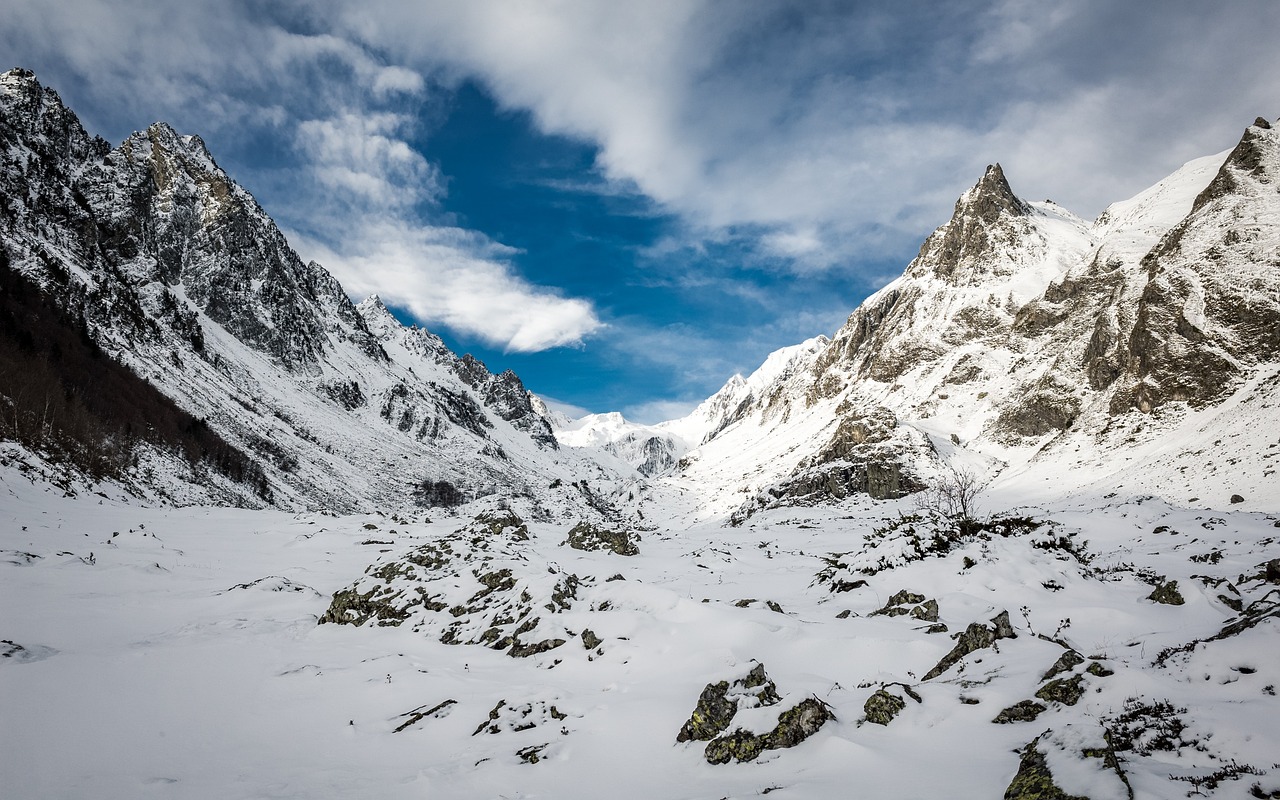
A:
2 69 1279 799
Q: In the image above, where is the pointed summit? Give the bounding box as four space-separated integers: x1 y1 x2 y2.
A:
907 163 1036 282
963 163 1031 223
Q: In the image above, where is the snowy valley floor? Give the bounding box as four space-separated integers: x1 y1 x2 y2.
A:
3 466 1279 799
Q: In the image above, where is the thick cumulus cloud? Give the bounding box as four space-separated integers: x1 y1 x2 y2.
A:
291 222 600 352
324 0 1280 266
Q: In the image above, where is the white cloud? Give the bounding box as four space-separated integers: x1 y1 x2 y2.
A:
324 0 1280 265
0 0 604 353
291 220 602 352
372 66 425 98
295 112 443 207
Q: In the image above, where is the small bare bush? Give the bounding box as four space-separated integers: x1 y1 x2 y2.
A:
916 465 982 523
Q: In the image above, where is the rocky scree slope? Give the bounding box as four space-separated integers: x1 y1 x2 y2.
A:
0 68 619 513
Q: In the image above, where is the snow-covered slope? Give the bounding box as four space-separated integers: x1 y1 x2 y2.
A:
5 449 1278 799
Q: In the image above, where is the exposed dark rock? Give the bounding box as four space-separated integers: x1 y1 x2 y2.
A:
831 579 868 593
864 689 906 725
676 662 782 744
1041 650 1085 681
704 728 765 765
871 589 939 622
993 700 1047 724
1119 120 1280 413
319 586 412 627
509 637 566 658
1036 674 1087 706
516 744 548 764
1266 559 1280 584
564 522 639 556
923 610 1016 681
1004 738 1090 800
704 697 835 765
580 629 602 650
914 163 1033 285
393 699 456 733
1148 580 1186 605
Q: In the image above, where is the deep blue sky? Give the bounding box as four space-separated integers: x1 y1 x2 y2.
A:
4 1 1278 421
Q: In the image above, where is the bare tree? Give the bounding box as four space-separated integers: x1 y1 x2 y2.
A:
916 465 982 523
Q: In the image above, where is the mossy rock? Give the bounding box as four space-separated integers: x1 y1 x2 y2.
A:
762 697 834 749
1004 739 1089 800
677 663 781 744
704 697 835 764
992 699 1047 724
864 689 907 725
1086 661 1114 677
677 681 737 743
704 729 766 765
565 522 639 556
1041 650 1085 681
1148 580 1185 605
1036 674 1086 706
741 663 780 700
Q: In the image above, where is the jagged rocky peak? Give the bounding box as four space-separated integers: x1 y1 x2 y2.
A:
908 162 1038 284
452 354 557 449
967 163 1031 222
357 294 406 340
1120 115 1280 412
1 67 104 155
1 68 388 374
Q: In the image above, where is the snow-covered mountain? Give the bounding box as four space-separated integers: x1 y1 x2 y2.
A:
634 121 1280 523
0 68 634 515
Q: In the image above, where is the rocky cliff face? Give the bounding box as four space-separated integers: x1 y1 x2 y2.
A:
0 69 607 512
1120 118 1280 412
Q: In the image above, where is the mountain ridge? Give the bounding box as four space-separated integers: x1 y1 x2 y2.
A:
2 67 1277 523
0 68 625 515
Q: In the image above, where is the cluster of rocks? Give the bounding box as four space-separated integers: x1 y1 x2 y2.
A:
321 510 639 658
675 663 834 765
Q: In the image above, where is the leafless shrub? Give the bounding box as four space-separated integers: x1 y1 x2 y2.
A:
916 465 982 523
